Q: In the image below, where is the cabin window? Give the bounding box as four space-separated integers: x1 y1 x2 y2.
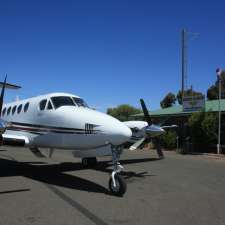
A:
72 97 89 108
2 108 6 117
24 102 29 112
51 96 75 109
39 99 47 110
17 104 22 114
12 105 17 115
47 101 53 110
7 107 11 115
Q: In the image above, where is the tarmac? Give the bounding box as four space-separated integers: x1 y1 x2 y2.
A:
1 147 225 225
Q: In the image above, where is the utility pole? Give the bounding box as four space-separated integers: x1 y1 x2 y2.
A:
217 68 222 154
181 29 187 102
181 29 198 103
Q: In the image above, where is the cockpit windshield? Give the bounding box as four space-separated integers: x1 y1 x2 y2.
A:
51 96 75 109
72 97 89 108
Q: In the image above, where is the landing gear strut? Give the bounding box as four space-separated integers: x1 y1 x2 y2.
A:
109 146 126 196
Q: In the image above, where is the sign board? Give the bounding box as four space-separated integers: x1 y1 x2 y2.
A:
183 96 205 112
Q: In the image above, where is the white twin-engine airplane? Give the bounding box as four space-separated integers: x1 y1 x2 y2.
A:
0 77 168 196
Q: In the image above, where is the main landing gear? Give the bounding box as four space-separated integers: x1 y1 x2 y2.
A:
81 157 97 167
109 146 126 197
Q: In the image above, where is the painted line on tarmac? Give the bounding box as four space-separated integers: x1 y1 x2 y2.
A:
45 184 109 225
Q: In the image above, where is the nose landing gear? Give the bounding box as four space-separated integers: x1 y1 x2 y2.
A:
109 146 126 196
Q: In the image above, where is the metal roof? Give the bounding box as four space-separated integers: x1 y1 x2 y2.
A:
132 99 225 118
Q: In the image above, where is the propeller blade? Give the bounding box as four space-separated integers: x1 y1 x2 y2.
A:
161 125 178 129
140 99 152 126
0 75 7 116
129 137 146 151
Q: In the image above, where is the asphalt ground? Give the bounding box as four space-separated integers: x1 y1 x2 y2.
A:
0 147 225 225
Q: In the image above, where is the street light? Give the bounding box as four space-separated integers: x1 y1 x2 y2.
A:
216 68 222 154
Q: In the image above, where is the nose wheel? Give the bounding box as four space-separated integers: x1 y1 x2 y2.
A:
109 146 127 196
109 173 126 196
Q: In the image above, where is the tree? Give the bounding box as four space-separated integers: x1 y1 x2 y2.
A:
188 112 206 144
107 104 141 121
160 92 176 108
207 70 225 100
177 88 205 105
188 112 218 145
201 113 218 143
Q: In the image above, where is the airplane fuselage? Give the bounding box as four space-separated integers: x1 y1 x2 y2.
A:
2 92 131 150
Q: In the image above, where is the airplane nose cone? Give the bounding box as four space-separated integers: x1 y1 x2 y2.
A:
119 124 132 143
109 123 132 145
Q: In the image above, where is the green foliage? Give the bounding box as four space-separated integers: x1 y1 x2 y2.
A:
188 112 218 144
177 88 205 105
207 70 225 100
201 113 218 143
160 130 177 150
188 112 205 143
107 104 141 121
160 92 176 108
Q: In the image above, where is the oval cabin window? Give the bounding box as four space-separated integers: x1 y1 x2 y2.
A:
12 105 17 115
24 102 29 112
17 104 22 114
7 107 11 116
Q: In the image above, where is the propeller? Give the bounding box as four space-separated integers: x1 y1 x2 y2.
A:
140 99 152 126
129 137 146 151
0 75 7 115
140 99 165 137
129 99 177 157
0 75 21 138
0 75 8 135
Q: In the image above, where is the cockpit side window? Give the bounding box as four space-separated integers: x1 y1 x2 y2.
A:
51 96 75 109
72 97 89 108
39 99 47 111
47 101 53 110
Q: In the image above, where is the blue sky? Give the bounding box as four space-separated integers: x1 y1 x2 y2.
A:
0 0 225 111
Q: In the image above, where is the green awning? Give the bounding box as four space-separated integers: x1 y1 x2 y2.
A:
132 99 225 118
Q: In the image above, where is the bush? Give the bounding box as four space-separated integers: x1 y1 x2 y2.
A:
188 112 218 145
160 130 177 150
188 112 206 144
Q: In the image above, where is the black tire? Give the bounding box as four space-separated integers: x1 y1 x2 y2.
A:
109 174 127 197
82 158 88 167
89 157 97 166
82 157 97 167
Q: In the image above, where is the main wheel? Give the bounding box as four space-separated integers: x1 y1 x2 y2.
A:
109 174 127 197
82 157 97 167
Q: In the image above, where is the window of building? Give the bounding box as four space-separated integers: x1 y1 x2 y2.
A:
24 102 29 112
2 108 6 117
47 101 53 110
7 107 11 115
51 96 75 109
39 99 47 111
17 104 22 114
72 97 89 107
12 105 17 115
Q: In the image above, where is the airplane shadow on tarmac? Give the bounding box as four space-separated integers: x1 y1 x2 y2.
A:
0 156 160 195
